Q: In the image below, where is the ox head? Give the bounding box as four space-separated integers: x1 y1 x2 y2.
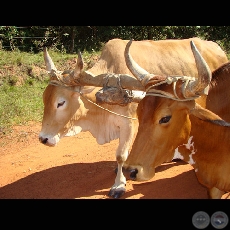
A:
39 48 96 146
123 40 221 181
39 47 145 147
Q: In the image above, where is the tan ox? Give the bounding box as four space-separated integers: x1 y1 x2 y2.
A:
122 40 230 198
39 38 228 199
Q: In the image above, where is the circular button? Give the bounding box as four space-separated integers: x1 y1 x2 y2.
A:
192 211 210 229
211 211 229 229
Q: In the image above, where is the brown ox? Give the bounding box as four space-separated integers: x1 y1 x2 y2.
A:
122 40 230 199
39 38 227 199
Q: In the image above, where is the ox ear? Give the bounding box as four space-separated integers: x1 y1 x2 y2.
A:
72 86 95 98
190 103 224 122
80 86 95 94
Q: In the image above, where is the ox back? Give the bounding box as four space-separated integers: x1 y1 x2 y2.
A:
88 37 227 77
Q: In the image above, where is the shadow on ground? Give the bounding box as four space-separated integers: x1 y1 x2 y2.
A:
0 160 208 199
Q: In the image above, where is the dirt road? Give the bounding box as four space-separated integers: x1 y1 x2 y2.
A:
0 122 229 199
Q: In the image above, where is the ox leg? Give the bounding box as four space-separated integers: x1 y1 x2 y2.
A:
108 118 137 198
108 140 132 198
108 161 126 199
207 187 225 199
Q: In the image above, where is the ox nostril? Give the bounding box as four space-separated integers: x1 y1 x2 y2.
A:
130 169 138 180
42 138 48 144
39 137 48 144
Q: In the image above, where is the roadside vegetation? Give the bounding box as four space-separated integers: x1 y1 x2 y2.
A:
0 48 100 137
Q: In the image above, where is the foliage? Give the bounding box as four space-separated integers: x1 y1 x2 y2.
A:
1 26 230 54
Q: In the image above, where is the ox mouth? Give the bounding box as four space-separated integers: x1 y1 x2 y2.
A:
123 164 155 181
129 168 138 180
115 167 138 181
125 167 140 181
38 137 56 147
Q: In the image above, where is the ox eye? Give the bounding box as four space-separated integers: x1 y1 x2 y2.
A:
159 115 171 124
57 101 65 108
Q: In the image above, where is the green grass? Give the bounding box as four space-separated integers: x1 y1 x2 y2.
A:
0 81 47 135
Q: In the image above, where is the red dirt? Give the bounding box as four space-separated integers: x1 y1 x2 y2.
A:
0 122 229 199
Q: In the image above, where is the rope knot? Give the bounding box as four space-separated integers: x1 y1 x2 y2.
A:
95 74 134 106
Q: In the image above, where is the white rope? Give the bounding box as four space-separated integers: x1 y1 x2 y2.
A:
145 76 200 101
79 93 137 120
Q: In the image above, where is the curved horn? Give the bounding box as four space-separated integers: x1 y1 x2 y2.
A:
184 41 212 97
43 47 57 72
45 47 144 91
125 39 151 83
73 51 84 78
72 50 144 90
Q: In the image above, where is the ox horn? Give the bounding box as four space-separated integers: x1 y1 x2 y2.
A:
125 39 152 83
43 47 57 72
184 40 212 97
43 46 144 91
73 50 145 91
125 39 211 97
73 51 84 77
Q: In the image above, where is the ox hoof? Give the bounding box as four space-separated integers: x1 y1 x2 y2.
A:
108 188 126 199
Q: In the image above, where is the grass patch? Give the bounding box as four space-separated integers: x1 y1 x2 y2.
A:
0 48 101 137
0 81 47 135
